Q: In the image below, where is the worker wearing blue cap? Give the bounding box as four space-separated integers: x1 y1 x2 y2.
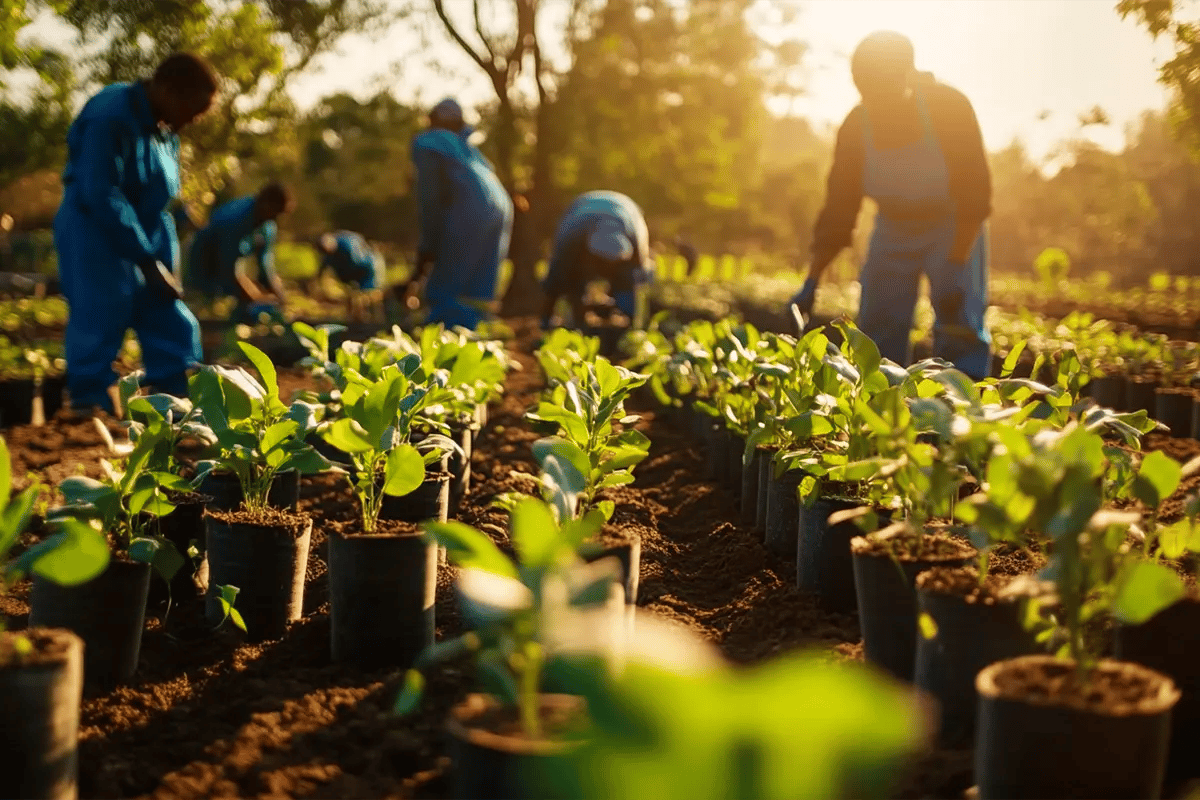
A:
314 230 385 321
185 182 293 323
404 98 513 330
540 191 653 331
54 53 218 414
791 31 992 379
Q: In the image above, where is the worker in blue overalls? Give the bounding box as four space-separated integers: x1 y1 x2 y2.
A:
540 191 654 331
313 231 386 322
54 53 218 415
790 31 992 379
402 98 513 331
185 182 293 324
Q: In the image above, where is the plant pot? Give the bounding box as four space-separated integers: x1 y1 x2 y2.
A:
142 492 212 611
850 534 975 682
1114 597 1200 784
41 375 66 420
913 567 1039 747
0 377 35 427
740 448 762 526
579 533 641 606
764 468 805 557
203 508 312 642
448 421 478 514
797 498 881 613
702 419 727 482
0 629 84 800
1088 373 1126 410
690 404 712 442
755 448 775 535
29 558 151 688
328 522 437 669
445 693 586 800
1154 388 1194 438
975 655 1179 799
197 469 300 513
1193 395 1200 441
725 433 745 496
380 472 452 524
1124 378 1159 416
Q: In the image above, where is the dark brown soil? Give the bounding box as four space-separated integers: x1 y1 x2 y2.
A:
988 657 1179 715
449 693 588 745
915 566 1024 606
206 506 311 535
0 315 1196 799
0 626 77 667
331 519 420 539
851 531 977 561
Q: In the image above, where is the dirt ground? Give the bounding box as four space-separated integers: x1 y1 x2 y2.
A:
0 316 1197 799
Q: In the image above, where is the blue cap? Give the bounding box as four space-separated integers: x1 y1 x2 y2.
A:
430 97 464 125
587 220 634 262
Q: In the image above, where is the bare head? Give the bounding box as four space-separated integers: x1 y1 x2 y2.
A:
429 97 465 133
147 52 219 132
851 31 916 113
254 182 294 224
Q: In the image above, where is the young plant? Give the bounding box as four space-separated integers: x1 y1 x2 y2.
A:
394 494 621 738
189 342 331 513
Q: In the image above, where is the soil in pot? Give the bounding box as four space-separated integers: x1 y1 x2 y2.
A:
1114 596 1200 785
203 507 312 643
578 529 642 607
975 655 1179 800
28 556 151 689
142 491 212 611
1124 377 1160 416
797 495 887 613
850 532 975 682
0 628 84 800
913 566 1039 747
1154 387 1195 439
0 377 36 427
198 469 300 513
740 447 762 526
1088 373 1126 410
328 519 436 669
764 468 805 557
445 693 588 800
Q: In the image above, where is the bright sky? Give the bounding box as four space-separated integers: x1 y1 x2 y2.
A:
20 0 1174 163
285 0 1174 164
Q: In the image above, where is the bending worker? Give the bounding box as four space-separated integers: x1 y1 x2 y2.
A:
313 230 386 322
54 53 217 414
540 190 653 331
405 98 513 330
185 182 293 322
790 31 993 379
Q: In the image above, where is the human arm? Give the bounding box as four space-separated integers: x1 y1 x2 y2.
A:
930 82 992 265
541 226 587 329
807 107 867 283
411 140 445 270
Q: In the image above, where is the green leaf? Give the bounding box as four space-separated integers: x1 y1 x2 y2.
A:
1132 450 1183 509
918 612 938 640
324 418 376 455
510 497 561 569
18 519 111 586
127 536 160 565
0 436 11 515
393 668 426 715
384 445 425 497
598 471 636 489
422 521 517 577
932 369 982 410
841 323 882 380
1001 340 1027 378
261 420 300 453
1112 561 1185 625
145 537 185 583
237 342 279 400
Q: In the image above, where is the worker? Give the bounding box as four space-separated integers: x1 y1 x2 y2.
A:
185 182 293 323
313 230 385 321
789 31 992 379
53 53 218 414
540 190 653 331
404 98 513 330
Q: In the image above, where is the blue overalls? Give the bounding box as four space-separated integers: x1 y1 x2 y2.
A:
857 87 991 380
411 127 513 330
322 231 382 289
185 196 278 319
544 191 654 325
54 82 201 410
